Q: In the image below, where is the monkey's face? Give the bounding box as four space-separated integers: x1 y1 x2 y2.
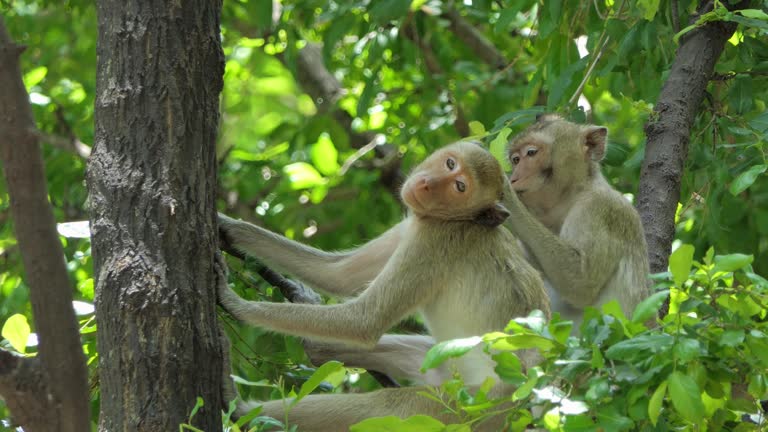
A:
401 143 501 221
507 132 554 194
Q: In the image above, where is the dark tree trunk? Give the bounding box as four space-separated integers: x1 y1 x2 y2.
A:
0 18 90 432
89 1 225 430
637 0 748 293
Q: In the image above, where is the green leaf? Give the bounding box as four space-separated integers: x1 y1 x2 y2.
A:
636 0 661 20
420 336 482 372
648 380 667 426
729 164 766 196
738 9 768 20
673 338 702 362
512 369 539 401
631 290 669 323
492 351 525 385
23 66 48 89
310 133 340 176
605 334 674 360
669 244 695 287
668 371 705 423
283 162 325 190
490 127 512 171
468 121 486 137
350 415 446 432
720 329 745 347
712 253 753 273
2 314 30 353
485 333 558 352
368 0 412 25
749 111 768 132
294 361 345 402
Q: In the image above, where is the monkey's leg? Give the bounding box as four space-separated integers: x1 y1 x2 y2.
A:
245 387 454 432
305 334 447 386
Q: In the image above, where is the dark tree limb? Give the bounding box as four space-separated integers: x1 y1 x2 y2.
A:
637 0 750 315
0 18 90 432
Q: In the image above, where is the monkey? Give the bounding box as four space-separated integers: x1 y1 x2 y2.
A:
306 115 651 386
217 141 549 431
502 113 649 326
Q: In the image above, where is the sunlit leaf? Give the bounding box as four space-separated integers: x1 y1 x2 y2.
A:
311 133 340 176
648 380 667 426
283 162 325 190
421 336 482 371
669 244 695 287
294 361 345 402
1 314 30 353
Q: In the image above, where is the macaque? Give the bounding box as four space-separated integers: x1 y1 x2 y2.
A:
313 116 651 386
503 114 649 325
218 141 548 431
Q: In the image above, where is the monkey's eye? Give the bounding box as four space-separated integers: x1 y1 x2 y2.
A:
446 158 456 170
511 156 520 165
526 147 538 157
455 180 466 192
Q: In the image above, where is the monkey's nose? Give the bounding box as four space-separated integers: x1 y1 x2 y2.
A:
417 177 431 191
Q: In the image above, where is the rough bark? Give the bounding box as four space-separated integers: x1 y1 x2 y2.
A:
89 1 225 430
637 1 748 282
0 18 91 432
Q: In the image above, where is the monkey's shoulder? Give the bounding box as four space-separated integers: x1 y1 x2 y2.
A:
569 186 643 234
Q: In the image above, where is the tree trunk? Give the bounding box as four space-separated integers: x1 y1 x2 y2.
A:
89 1 225 430
0 18 90 432
637 1 748 284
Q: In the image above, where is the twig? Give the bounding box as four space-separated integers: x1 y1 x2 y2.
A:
567 36 610 106
340 134 384 175
671 0 681 33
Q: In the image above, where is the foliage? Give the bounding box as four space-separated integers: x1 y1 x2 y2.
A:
1 0 767 428
360 246 766 431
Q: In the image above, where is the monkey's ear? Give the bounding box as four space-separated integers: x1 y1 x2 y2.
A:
473 203 511 228
584 126 607 161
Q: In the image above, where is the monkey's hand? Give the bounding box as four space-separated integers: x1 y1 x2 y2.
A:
501 176 524 211
214 252 245 318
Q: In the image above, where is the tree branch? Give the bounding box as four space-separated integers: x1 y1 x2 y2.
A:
288 44 405 196
0 18 90 432
636 0 750 316
441 8 507 70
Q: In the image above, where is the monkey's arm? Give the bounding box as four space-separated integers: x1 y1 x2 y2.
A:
219 246 439 347
502 191 624 308
219 213 404 297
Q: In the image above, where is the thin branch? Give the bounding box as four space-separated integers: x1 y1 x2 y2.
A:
671 0 681 33
568 36 610 106
35 130 91 158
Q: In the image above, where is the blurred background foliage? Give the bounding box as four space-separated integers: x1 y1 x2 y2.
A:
1 0 766 425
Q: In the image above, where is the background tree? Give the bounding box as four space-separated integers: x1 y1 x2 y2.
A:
0 0 766 429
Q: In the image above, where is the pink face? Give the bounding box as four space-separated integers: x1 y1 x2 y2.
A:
508 132 553 193
401 150 474 216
